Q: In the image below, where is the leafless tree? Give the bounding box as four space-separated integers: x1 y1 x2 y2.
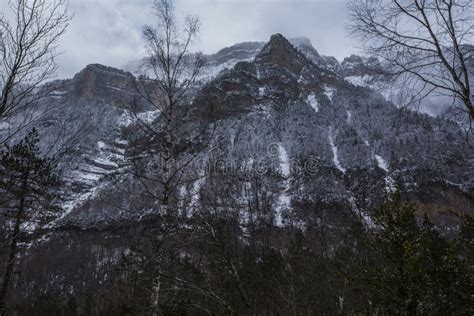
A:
0 0 71 141
130 0 206 215
123 0 214 313
348 0 474 122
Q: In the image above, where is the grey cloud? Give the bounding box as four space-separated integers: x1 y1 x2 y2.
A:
1 0 356 79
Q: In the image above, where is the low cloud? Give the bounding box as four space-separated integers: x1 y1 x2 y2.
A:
1 0 355 79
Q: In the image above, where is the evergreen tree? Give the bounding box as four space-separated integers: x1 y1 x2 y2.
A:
0 129 61 316
348 190 473 315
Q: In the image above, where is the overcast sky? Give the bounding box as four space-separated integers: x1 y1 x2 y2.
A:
1 0 356 79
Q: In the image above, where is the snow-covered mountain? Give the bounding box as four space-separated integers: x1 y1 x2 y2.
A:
5 33 469 228
7 34 473 297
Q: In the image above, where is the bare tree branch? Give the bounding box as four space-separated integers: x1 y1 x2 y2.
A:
0 0 71 142
348 0 474 122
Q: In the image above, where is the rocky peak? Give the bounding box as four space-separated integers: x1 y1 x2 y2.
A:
255 33 309 74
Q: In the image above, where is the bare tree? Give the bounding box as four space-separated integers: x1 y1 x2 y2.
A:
0 0 71 140
348 0 474 122
123 0 214 314
130 0 205 216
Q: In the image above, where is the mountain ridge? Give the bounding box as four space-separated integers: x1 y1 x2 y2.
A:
3 33 473 301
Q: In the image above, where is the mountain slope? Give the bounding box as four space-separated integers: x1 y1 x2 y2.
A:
5 33 473 300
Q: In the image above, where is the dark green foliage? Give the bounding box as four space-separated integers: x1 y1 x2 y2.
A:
0 129 62 315
342 190 474 315
0 128 61 225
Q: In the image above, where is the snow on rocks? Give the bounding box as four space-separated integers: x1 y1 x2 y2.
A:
328 130 346 174
118 109 161 127
275 144 291 226
117 111 134 127
345 75 371 88
307 93 319 112
0 122 11 130
97 141 107 149
278 144 290 177
137 110 161 124
190 176 206 209
375 154 389 172
59 136 128 220
323 85 336 101
48 90 67 99
199 57 254 81
374 154 396 194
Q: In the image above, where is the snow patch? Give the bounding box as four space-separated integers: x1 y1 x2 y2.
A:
115 138 129 146
373 154 396 193
0 122 11 130
118 111 134 127
118 109 161 127
278 144 290 177
60 182 104 220
275 144 291 226
200 57 254 81
307 93 319 112
324 85 335 101
345 75 372 87
97 141 106 149
328 131 346 173
190 176 206 209
93 156 119 168
375 154 389 172
50 90 67 96
104 85 138 95
137 110 161 124
76 170 101 182
256 66 262 79
48 90 67 99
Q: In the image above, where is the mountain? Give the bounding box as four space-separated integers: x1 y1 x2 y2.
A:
4 34 473 301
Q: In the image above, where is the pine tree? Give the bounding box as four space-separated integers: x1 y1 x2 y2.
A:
349 190 473 314
0 129 61 316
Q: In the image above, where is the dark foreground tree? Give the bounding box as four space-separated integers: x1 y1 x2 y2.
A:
348 0 474 122
339 190 473 314
0 129 61 316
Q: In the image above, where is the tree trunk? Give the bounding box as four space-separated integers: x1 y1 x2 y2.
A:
468 99 474 120
0 196 25 316
149 275 161 316
161 100 173 216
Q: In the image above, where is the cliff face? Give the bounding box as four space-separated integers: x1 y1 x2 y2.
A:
68 64 136 104
3 34 473 299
